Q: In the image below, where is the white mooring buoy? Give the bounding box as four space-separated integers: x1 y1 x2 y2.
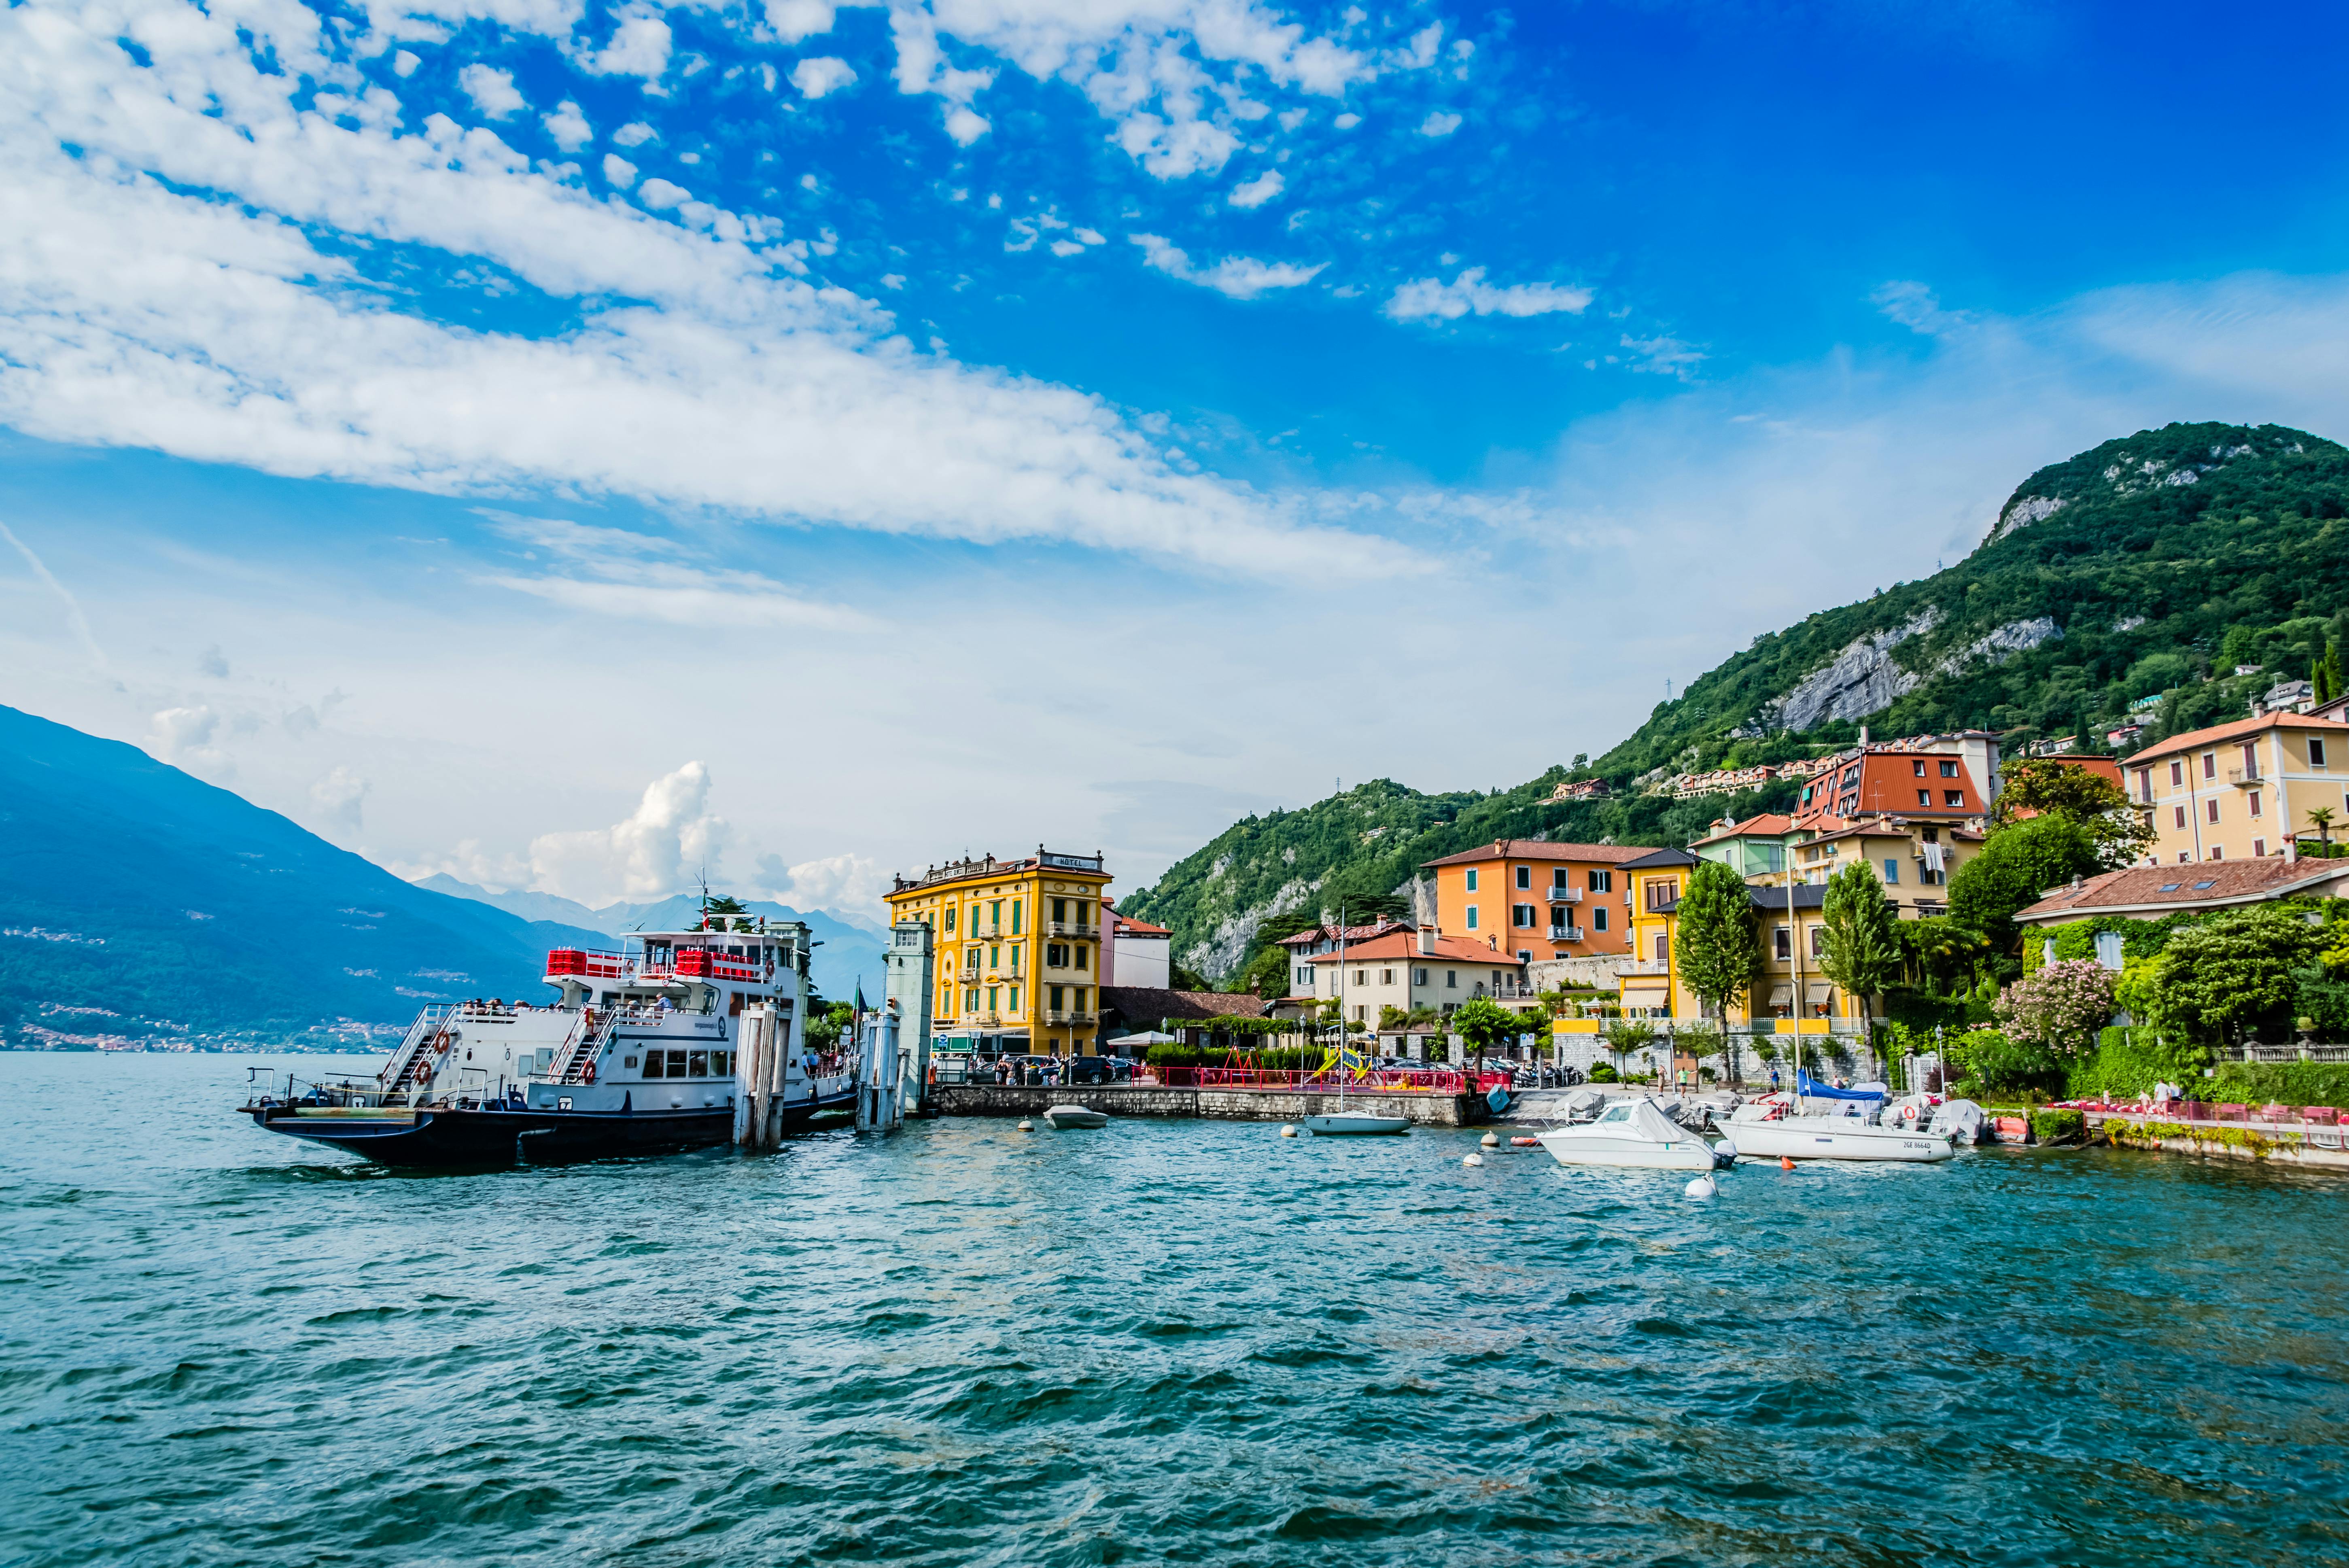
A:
1684 1173 1717 1199
1462 1152 1484 1167
1480 1131 1500 1148
1280 1123 1298 1137
1016 1119 1033 1131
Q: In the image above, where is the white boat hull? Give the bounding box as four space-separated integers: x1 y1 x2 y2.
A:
1534 1127 1714 1170
1042 1104 1108 1128
1305 1114 1411 1135
1728 1117 1952 1163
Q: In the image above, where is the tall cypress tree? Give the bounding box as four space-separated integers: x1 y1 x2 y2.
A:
1676 859 1761 1029
1820 862 1901 1023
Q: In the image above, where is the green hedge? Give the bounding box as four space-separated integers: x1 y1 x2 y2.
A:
2064 1027 2349 1109
2030 1108 2087 1145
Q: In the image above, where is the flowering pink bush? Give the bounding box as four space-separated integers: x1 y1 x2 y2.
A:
1994 959 2118 1061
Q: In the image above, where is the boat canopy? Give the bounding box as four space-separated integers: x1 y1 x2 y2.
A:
1797 1070 1883 1101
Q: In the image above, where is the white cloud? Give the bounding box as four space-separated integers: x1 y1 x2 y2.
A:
753 849 889 920
527 762 728 902
766 0 838 43
612 120 657 147
1417 109 1460 137
1385 267 1593 323
1129 233 1322 300
1873 279 1970 336
311 764 370 827
601 152 637 186
458 63 526 119
637 176 690 209
0 0 1424 589
789 55 857 98
392 49 420 76
579 4 671 80
1621 332 1706 380
542 98 592 151
146 704 218 760
1227 169 1284 209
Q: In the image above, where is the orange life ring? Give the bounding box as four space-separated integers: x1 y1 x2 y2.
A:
582 1060 596 1085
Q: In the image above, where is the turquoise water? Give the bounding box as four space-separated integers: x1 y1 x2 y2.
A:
4 1054 2347 1566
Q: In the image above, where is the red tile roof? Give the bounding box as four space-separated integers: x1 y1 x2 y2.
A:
1112 914 1170 937
1421 839 1657 868
1693 812 1794 845
2120 711 2349 766
2016 856 2349 922
1792 753 1985 830
1306 931 1526 965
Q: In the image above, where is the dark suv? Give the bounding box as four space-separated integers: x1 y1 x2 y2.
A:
1064 1055 1130 1085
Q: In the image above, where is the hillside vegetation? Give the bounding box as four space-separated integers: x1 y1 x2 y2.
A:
1126 421 2349 980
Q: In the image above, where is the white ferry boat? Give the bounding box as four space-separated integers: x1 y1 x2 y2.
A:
242 919 856 1165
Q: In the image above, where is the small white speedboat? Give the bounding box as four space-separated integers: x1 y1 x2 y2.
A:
1305 1113 1411 1135
1041 1103 1109 1129
1728 1092 1952 1162
1535 1095 1718 1170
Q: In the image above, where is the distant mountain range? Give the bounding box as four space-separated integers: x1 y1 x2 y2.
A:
0 705 883 1050
413 875 887 1004
1125 421 2349 980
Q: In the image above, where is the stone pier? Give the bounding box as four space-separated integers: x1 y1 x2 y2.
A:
931 1083 1488 1127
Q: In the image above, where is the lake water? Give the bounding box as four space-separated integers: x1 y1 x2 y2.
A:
3 1052 2346 1566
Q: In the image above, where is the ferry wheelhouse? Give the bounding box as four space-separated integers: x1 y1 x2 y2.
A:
243 919 854 1165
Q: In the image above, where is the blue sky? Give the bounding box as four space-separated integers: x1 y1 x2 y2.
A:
5 0 2349 923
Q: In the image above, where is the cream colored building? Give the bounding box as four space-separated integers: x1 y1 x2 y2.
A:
2125 713 2349 864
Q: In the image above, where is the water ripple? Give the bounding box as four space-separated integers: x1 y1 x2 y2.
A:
4 1055 2349 1565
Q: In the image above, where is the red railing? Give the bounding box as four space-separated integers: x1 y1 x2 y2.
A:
545 948 628 979
674 950 762 982
1148 1066 1474 1093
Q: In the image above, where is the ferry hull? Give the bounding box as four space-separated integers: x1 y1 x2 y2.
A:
246 1092 852 1167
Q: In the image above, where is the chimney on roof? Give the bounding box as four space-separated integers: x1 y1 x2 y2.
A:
1859 725 1870 745
1418 924 1435 955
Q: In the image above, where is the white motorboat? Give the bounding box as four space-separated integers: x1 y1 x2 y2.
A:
1728 1076 1953 1163
1534 1095 1719 1170
1305 1113 1411 1135
1042 1103 1109 1129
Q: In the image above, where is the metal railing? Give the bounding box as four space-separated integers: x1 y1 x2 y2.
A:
1543 887 1583 904
1621 961 1671 976
1044 1009 1097 1025
1548 925 1584 942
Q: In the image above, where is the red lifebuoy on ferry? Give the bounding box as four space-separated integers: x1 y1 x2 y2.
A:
582 1061 596 1085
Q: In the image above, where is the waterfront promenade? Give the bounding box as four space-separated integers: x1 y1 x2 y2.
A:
934 1081 1491 1126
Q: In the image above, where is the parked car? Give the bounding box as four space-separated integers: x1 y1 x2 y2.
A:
1065 1055 1129 1085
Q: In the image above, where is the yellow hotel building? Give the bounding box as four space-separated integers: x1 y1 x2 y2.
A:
883 848 1112 1056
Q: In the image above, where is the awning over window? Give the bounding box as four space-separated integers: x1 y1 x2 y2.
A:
1806 982 1833 1003
1768 983 1793 1006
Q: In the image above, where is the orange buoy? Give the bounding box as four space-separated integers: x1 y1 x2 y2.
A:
1511 1136 1539 1147
1779 1156 1795 1171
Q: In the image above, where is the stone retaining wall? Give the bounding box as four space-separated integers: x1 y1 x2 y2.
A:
932 1084 1484 1126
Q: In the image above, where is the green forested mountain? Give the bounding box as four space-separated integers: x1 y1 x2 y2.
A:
1124 421 2349 980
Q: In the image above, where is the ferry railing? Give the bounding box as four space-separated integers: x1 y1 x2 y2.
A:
378 1004 454 1097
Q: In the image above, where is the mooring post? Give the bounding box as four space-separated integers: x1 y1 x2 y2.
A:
733 1004 762 1146
884 921 935 1116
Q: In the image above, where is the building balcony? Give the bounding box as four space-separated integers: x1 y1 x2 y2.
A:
1543 887 1583 904
1620 961 1672 976
2226 766 2262 788
957 965 980 982
1044 1009 1097 1025
1549 925 1585 942
1047 921 1093 938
